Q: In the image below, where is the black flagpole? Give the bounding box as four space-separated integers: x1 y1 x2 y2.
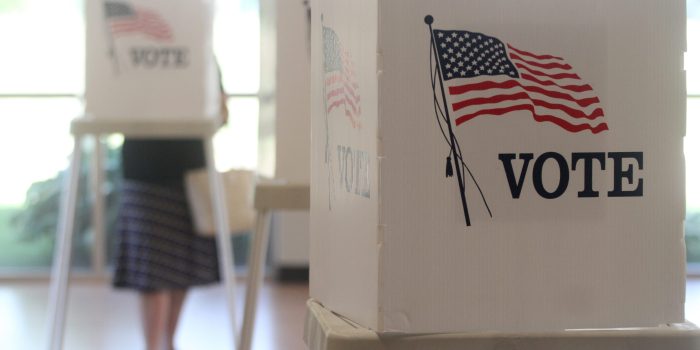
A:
425 15 471 227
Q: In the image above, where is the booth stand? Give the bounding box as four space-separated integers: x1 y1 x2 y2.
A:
46 116 238 350
304 300 700 350
239 182 310 350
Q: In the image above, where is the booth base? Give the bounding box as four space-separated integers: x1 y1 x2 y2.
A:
304 299 700 350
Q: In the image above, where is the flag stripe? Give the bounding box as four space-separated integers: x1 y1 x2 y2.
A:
532 99 604 120
509 53 573 70
455 103 608 134
506 44 563 61
452 91 605 121
523 85 599 107
520 73 593 93
323 26 361 126
326 82 361 111
108 6 172 41
514 63 580 80
449 80 521 95
534 114 609 134
327 99 347 112
450 80 599 108
452 92 530 111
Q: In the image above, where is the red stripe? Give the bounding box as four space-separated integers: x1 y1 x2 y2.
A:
327 96 361 117
449 80 520 95
327 99 345 113
521 74 593 93
325 73 343 86
455 104 608 134
531 99 604 120
449 79 597 108
110 8 172 40
343 92 359 114
111 23 171 40
327 88 361 115
452 92 530 112
343 82 361 103
515 63 580 80
344 96 360 115
507 44 563 61
326 87 345 100
456 104 532 124
509 53 572 70
328 80 360 106
533 114 609 134
523 85 599 107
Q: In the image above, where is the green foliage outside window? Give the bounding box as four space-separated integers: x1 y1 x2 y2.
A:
687 213 700 263
5 143 250 268
8 145 123 267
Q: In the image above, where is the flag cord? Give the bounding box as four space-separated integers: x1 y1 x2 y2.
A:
427 17 471 227
429 22 493 220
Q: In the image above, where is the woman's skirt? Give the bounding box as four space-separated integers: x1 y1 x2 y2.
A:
112 180 220 291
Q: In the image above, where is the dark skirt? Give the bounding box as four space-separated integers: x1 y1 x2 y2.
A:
112 180 220 291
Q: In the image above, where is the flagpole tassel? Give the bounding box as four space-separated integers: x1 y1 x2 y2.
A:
446 156 454 177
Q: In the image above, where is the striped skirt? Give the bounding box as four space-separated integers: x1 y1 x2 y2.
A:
112 180 220 291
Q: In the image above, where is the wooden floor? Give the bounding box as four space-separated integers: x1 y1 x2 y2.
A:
0 278 309 350
2 278 700 350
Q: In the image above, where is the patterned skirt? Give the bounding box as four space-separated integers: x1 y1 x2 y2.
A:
112 180 220 291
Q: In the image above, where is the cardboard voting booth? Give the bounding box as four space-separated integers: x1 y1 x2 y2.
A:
310 0 687 333
85 0 219 120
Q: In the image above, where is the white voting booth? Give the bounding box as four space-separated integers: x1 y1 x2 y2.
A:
46 1 241 349
84 0 220 120
309 0 699 347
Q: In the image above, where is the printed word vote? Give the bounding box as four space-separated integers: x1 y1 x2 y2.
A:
498 152 643 199
337 145 370 199
130 47 189 68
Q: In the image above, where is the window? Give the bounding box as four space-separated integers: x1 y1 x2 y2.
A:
0 0 262 273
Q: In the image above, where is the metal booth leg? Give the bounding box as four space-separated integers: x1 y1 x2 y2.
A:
203 137 239 348
46 135 84 350
239 209 272 350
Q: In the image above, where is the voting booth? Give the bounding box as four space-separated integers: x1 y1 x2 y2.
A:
47 1 236 349
85 0 219 120
310 0 687 334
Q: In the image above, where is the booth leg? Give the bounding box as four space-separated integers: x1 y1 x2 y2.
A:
46 136 83 350
203 137 239 348
90 136 107 275
239 209 272 350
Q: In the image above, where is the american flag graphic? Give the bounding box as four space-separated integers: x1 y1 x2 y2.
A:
433 29 608 134
105 1 173 41
323 26 361 128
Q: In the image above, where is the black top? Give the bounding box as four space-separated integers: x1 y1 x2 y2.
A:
121 139 206 182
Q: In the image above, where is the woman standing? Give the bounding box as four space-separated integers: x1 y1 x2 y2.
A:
113 76 229 350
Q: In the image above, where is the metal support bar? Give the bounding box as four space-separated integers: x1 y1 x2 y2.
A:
239 209 272 350
47 135 83 350
204 137 240 348
239 183 309 350
90 136 106 274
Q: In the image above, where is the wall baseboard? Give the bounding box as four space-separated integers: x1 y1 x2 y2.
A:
275 266 309 283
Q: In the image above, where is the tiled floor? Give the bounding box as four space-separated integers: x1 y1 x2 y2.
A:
2 279 700 350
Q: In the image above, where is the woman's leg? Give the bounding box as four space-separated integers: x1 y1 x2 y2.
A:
166 289 188 350
141 291 171 350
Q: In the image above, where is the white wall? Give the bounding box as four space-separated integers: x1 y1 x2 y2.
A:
271 0 311 267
